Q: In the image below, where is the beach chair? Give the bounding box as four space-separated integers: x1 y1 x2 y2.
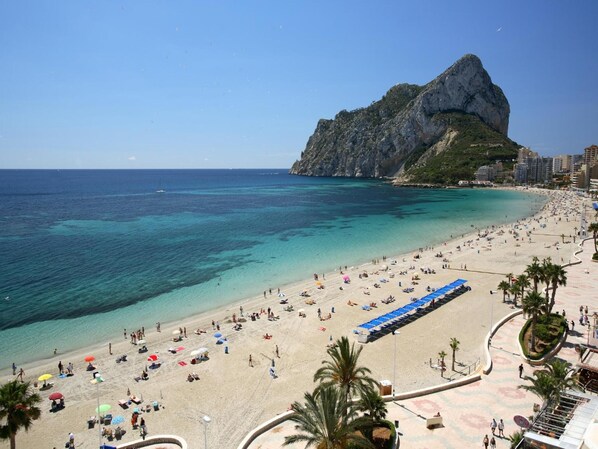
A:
118 400 128 409
103 414 113 425
153 401 159 411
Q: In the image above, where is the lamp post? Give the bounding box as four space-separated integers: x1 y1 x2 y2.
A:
202 415 211 449
392 331 399 397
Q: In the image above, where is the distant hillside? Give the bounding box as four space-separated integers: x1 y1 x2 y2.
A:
290 54 514 183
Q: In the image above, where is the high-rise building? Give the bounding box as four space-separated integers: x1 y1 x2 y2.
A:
583 145 598 167
517 147 538 163
542 157 553 182
514 163 528 183
552 154 571 173
527 157 544 183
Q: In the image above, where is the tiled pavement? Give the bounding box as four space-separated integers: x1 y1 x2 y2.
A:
247 240 596 449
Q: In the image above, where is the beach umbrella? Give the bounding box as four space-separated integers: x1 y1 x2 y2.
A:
190 349 201 356
48 392 63 401
84 355 95 362
197 347 209 354
213 332 222 338
111 415 125 425
95 404 111 414
216 338 226 345
172 329 180 335
298 308 305 313
136 339 146 345
38 374 53 382
147 354 158 362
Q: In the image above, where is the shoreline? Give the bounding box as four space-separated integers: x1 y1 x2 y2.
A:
2 187 587 449
1 186 547 375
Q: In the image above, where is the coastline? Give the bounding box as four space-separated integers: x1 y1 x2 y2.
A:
0 186 546 375
2 187 587 449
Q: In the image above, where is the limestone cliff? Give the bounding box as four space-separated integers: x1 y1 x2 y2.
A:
290 54 513 180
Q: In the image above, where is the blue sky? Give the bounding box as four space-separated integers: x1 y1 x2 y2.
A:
1 1 597 169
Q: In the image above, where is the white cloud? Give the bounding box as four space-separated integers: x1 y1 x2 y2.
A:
128 156 136 161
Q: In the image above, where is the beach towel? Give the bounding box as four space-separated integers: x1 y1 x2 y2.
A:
178 361 187 366
319 327 326 331
176 346 185 352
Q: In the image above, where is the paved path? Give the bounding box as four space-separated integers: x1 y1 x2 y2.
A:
247 241 595 449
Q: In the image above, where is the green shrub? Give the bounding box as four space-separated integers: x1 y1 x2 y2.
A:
519 314 566 360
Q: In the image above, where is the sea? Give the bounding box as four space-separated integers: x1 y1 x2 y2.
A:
0 169 545 367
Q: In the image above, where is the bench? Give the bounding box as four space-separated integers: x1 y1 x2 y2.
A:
426 415 443 429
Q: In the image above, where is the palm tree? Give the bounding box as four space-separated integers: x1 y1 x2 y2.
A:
505 272 513 286
539 257 553 303
449 337 460 371
0 381 42 449
515 274 531 299
588 222 598 253
521 291 545 351
545 263 567 314
509 284 520 307
508 430 524 449
498 280 510 302
519 359 578 404
438 350 447 377
284 386 375 449
525 257 542 293
355 388 388 442
314 336 378 404
543 359 578 401
519 370 557 403
356 388 387 422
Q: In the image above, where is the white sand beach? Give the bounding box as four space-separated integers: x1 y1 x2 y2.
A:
1 188 592 449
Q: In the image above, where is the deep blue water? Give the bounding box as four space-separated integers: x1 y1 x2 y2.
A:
0 169 544 365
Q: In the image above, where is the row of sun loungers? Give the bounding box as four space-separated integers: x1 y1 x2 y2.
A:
356 279 469 340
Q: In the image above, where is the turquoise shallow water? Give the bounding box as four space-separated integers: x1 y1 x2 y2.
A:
0 170 545 366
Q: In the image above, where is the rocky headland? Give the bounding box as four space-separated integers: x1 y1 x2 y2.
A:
290 54 520 184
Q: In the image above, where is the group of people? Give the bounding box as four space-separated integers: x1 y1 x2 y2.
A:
483 418 505 448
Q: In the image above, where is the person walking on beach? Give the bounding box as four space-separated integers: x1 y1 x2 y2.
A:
249 354 253 367
17 368 25 382
490 436 496 448
483 434 489 448
12 362 16 375
275 345 280 358
156 322 161 332
124 329 127 340
498 419 505 437
491 418 497 435
58 361 63 375
109 343 112 355
518 363 524 378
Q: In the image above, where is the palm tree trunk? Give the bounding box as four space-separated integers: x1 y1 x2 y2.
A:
549 283 557 314
10 433 16 449
531 315 536 352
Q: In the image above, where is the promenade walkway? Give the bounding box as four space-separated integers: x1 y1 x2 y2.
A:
246 241 595 449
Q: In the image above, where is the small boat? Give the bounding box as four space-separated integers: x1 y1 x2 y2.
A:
156 189 165 193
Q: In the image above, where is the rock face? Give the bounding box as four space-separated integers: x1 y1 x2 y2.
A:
290 54 510 178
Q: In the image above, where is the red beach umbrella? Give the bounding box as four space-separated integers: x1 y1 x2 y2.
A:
84 355 95 362
147 354 158 362
48 392 64 401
